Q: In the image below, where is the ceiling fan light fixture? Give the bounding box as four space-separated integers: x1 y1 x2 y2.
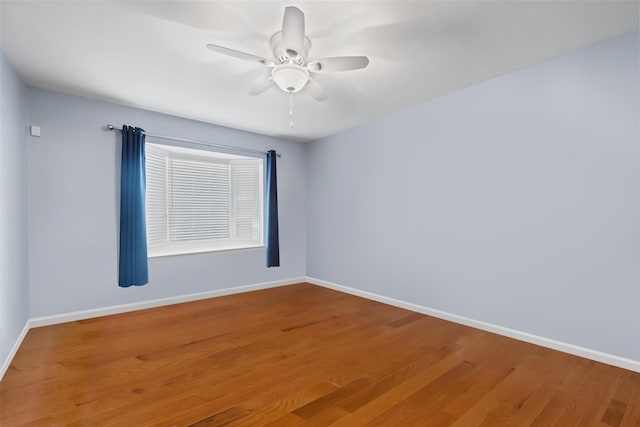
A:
206 5 370 127
271 64 309 93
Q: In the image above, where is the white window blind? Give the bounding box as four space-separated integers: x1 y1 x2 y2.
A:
145 143 263 257
232 161 262 241
168 158 231 242
145 146 168 246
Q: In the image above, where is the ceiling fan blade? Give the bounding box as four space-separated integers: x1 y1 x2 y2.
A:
304 79 328 102
308 56 370 73
248 77 274 96
281 6 305 58
206 43 273 65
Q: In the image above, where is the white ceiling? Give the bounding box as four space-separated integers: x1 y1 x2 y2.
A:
1 1 638 142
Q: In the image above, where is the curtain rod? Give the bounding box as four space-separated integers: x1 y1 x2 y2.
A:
104 125 281 157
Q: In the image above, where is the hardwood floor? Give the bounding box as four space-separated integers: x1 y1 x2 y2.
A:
2 283 639 426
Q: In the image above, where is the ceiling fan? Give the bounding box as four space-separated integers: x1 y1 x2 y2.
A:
206 6 370 103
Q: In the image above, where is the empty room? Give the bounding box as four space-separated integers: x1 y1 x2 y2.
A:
1 1 639 425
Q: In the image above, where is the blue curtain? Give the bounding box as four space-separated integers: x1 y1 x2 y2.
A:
119 125 149 287
266 150 280 267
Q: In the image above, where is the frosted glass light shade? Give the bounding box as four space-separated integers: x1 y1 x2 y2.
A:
271 64 309 93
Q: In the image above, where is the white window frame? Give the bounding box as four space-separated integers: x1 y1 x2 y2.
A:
145 142 264 258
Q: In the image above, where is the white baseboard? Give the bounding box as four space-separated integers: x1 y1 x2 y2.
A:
30 277 305 328
1 277 304 380
305 276 640 373
5 276 637 381
1 321 30 380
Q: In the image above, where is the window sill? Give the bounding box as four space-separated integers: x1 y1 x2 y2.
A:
148 244 265 259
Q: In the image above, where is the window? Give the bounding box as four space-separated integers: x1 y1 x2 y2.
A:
145 143 264 257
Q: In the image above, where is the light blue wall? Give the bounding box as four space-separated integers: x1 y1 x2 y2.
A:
307 31 640 360
0 54 29 367
27 89 306 317
12 30 640 365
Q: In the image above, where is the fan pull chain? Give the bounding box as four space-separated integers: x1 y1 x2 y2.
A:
289 92 294 128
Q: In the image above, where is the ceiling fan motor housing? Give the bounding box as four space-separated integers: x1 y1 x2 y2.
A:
270 32 311 65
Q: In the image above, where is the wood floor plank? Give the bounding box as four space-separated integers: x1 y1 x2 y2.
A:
528 359 610 426
575 365 625 426
292 377 374 419
620 375 640 426
329 332 494 427
463 355 555 426
365 360 479 426
337 348 454 413
1 283 639 426
603 400 629 427
296 406 350 426
500 352 576 427
542 361 617 426
263 412 303 427
228 381 338 427
188 406 250 427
